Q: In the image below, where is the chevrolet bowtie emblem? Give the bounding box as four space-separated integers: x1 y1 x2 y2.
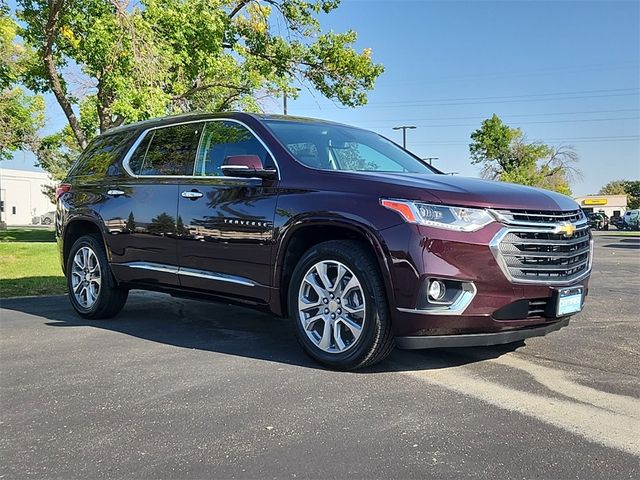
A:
558 222 577 238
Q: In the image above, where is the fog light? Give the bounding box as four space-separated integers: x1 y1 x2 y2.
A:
428 280 446 301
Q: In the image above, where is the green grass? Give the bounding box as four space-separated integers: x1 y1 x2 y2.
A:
0 229 66 298
0 228 56 242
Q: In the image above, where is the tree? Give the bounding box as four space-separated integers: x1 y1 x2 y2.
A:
125 211 136 232
599 180 628 196
148 212 175 235
469 114 580 195
599 180 640 209
15 0 384 153
0 5 44 160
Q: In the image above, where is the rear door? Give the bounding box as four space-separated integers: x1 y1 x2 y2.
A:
104 122 203 287
176 120 278 303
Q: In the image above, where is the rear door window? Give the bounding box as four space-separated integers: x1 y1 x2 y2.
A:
193 121 272 176
129 123 203 176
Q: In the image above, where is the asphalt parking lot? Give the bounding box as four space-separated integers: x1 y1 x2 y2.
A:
1 232 639 479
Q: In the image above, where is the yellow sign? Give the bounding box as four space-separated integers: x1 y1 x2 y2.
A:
582 198 608 206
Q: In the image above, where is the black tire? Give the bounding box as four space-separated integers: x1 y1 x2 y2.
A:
66 234 128 319
42 217 52 225
289 240 395 370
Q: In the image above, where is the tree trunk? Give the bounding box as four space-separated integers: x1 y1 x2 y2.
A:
43 53 88 150
42 0 87 150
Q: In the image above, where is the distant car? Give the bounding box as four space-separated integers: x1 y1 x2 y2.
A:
587 212 609 231
610 216 624 229
622 209 640 231
40 211 55 225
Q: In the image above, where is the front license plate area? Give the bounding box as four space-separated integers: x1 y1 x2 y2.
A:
556 286 584 316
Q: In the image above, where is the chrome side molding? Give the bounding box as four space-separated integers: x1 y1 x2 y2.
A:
117 262 257 287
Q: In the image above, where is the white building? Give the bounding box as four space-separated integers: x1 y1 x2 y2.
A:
573 194 628 218
0 168 55 226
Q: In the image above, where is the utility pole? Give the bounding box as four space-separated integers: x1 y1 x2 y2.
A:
423 157 439 166
283 90 288 115
392 125 416 149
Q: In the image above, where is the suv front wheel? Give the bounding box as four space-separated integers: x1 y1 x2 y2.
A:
289 240 395 370
66 235 128 319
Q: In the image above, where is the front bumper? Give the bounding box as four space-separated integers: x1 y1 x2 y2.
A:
380 222 590 338
395 317 569 349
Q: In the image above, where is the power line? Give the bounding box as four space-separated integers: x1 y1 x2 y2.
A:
349 92 640 109
377 62 640 86
354 108 640 124
411 135 640 146
407 116 639 129
296 89 640 109
368 88 640 106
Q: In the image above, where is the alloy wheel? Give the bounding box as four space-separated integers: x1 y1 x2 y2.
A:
71 246 102 308
298 260 366 354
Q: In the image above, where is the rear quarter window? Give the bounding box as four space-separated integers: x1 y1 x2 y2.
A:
69 130 138 178
128 123 203 176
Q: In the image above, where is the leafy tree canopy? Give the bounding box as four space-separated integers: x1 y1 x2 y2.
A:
599 180 640 209
469 114 580 195
0 4 44 160
15 0 384 152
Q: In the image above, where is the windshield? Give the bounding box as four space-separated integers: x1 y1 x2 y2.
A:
264 120 437 174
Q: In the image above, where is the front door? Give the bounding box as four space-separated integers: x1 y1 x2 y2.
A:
104 122 204 287
176 120 278 303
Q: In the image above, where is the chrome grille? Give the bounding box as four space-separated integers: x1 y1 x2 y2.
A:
490 209 592 284
492 209 586 226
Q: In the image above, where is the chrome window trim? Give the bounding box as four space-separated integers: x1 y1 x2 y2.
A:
489 227 593 285
397 283 477 316
121 118 281 180
117 262 257 287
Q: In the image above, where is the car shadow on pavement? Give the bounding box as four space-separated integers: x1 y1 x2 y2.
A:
602 241 640 249
2 291 521 373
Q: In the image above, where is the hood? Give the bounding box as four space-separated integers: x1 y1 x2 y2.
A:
336 172 580 211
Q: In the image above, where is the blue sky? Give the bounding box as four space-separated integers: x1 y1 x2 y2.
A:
5 0 639 195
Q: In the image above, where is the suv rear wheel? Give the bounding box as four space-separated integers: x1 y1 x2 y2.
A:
67 235 128 319
289 240 395 370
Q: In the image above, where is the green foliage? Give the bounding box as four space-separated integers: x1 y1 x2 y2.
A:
599 180 640 209
14 0 383 154
34 125 80 201
0 7 45 160
599 180 628 196
469 114 578 195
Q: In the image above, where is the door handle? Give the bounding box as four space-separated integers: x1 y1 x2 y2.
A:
107 189 125 196
181 190 203 199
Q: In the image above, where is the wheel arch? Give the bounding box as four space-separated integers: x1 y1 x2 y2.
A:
61 216 109 274
272 218 395 318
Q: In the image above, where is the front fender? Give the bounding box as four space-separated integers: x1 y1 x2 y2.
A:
272 212 398 314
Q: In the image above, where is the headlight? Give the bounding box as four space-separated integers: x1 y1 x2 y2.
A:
380 199 494 232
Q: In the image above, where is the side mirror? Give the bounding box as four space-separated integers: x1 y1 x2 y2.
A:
221 155 277 179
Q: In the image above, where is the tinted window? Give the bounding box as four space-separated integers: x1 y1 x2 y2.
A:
127 132 152 175
134 123 203 176
69 130 136 177
264 120 436 174
194 121 271 177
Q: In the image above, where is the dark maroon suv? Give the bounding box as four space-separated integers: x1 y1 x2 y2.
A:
56 112 592 369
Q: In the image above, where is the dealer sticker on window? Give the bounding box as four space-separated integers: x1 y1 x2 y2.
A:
556 286 584 316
